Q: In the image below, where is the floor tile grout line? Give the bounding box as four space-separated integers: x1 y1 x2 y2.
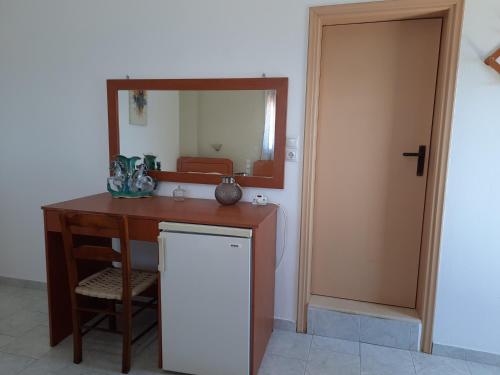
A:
465 360 474 375
0 350 39 362
265 351 308 362
410 350 418 374
358 352 362 375
303 333 313 375
306 335 313 361
262 350 308 375
17 357 36 375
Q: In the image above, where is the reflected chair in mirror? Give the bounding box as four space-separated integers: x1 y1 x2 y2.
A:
59 212 158 374
176 156 233 175
253 160 274 177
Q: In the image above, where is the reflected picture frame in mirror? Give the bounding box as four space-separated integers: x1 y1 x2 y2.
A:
107 78 288 189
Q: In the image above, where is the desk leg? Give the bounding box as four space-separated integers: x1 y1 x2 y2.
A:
251 211 277 375
45 231 72 346
44 229 111 346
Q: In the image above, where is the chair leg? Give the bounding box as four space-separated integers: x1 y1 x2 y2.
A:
71 308 82 364
109 301 117 331
122 301 132 374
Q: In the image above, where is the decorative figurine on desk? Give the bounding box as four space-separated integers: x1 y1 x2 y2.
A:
215 176 242 205
107 155 157 198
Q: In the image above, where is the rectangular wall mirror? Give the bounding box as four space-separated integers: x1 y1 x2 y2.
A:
107 78 288 188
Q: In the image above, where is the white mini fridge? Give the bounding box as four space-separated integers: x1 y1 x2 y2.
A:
158 222 252 375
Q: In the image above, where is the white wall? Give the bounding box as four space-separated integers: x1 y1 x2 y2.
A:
433 0 500 355
1 1 500 354
119 90 180 171
179 91 199 156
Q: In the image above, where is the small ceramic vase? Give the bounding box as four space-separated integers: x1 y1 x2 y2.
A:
215 176 242 205
144 154 157 171
117 155 141 176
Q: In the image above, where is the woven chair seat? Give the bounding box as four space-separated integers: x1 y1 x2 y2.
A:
75 267 157 300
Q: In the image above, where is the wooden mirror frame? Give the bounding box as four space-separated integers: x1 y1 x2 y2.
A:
107 78 288 189
485 48 500 74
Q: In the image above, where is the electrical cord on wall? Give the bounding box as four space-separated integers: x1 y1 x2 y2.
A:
272 203 287 271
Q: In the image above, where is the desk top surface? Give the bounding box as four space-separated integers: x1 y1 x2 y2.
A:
43 193 277 228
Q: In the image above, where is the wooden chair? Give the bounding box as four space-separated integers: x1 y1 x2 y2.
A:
59 212 158 374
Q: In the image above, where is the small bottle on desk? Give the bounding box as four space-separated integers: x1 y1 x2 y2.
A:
172 185 185 201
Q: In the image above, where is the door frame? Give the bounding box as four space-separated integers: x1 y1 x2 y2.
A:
297 0 464 353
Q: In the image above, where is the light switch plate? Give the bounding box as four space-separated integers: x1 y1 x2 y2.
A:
286 137 298 149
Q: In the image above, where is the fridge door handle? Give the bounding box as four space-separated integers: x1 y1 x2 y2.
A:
158 234 166 272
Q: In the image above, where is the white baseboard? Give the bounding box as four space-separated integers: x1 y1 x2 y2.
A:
274 318 296 332
0 276 46 290
433 343 500 367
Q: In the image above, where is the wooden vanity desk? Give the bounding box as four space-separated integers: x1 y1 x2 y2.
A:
42 193 277 374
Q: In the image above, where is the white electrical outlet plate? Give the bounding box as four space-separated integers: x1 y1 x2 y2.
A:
286 149 298 162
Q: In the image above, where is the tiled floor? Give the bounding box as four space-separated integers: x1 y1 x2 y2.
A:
1 284 499 375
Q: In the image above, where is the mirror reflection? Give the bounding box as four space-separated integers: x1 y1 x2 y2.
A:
118 90 276 177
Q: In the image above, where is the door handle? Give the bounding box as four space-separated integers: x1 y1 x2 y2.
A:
402 145 426 177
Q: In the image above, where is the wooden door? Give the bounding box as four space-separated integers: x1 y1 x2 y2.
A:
311 18 442 308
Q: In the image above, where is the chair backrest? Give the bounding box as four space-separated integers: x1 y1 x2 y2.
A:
59 212 131 300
